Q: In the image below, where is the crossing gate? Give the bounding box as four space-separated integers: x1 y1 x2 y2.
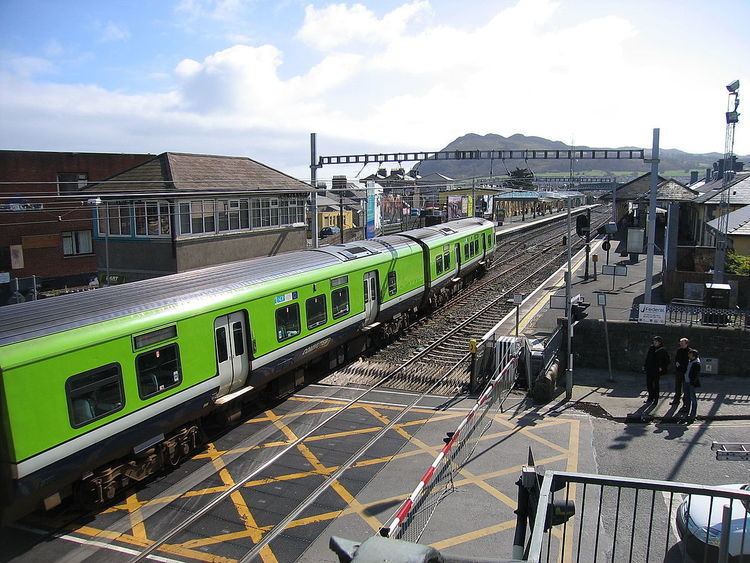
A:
380 342 520 543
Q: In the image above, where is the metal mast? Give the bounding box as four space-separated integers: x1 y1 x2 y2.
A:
713 80 741 282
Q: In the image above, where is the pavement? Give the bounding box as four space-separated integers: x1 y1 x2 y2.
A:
509 230 750 423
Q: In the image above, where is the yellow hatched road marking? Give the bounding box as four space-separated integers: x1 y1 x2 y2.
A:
430 518 517 551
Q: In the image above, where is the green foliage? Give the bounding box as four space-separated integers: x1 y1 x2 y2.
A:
726 251 750 276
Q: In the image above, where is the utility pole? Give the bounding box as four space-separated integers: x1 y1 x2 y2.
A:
104 201 110 285
310 133 320 249
644 128 660 305
339 188 345 244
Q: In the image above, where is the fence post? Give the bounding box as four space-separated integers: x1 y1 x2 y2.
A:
718 504 732 563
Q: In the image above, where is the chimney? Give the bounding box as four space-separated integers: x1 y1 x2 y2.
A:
332 175 347 192
690 171 699 184
705 168 712 182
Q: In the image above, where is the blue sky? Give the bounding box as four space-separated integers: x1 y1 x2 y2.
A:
1 0 748 180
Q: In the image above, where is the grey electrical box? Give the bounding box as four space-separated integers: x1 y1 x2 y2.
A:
703 357 718 376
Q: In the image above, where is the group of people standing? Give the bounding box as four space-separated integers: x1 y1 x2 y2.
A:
644 336 702 420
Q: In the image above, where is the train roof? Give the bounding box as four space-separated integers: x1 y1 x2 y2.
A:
0 250 341 347
312 235 420 261
398 218 492 245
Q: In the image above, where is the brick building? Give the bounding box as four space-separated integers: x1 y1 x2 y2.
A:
0 150 153 302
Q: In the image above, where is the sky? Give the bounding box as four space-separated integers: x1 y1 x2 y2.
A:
1 0 748 182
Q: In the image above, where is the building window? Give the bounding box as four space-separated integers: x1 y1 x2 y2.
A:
57 173 88 194
62 230 93 256
136 344 182 400
134 200 171 237
306 295 327 329
387 271 397 295
276 304 301 342
66 364 124 428
332 287 350 318
97 202 131 236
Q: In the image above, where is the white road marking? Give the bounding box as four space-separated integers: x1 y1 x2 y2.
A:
11 523 184 563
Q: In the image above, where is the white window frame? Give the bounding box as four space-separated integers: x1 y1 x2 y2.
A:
133 200 171 238
97 201 131 237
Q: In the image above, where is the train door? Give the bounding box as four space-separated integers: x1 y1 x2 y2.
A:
214 312 250 395
455 243 461 274
363 271 379 325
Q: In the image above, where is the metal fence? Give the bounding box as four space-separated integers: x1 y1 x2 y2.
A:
379 344 519 543
526 470 750 563
664 304 750 330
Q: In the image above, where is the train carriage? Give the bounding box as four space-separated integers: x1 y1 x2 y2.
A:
0 218 494 523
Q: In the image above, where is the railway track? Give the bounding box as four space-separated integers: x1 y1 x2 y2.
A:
22 207 608 563
321 206 610 394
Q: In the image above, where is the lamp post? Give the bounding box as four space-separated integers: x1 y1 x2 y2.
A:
87 197 108 285
565 195 573 400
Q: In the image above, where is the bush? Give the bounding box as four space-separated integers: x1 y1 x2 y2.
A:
726 251 750 276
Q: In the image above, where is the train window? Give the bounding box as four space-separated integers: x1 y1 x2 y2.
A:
436 255 443 274
66 364 124 428
488 234 492 246
232 322 245 356
332 287 350 318
464 243 469 257
387 271 397 295
136 344 182 400
306 295 327 329
443 252 451 270
276 304 301 341
216 327 229 362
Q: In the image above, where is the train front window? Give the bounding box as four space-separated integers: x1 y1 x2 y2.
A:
66 364 124 428
332 287 350 318
276 303 300 341
306 295 327 329
136 344 182 400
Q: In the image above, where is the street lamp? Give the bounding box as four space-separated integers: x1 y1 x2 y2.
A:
87 197 109 286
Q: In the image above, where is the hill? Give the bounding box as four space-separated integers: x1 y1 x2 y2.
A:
416 133 745 179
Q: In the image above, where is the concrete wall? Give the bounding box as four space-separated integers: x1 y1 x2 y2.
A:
176 227 305 271
572 319 750 377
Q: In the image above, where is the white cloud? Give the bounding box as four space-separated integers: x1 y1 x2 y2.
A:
297 1 430 51
0 53 55 77
0 0 747 177
99 21 131 42
176 0 247 22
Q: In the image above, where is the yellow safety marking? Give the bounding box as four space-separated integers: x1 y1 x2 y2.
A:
287 394 439 414
244 405 349 424
267 411 383 532
205 440 278 563
430 518 517 551
123 492 148 541
493 416 570 454
517 240 600 332
68 524 236 562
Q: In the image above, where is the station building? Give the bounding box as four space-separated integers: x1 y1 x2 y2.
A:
84 152 310 282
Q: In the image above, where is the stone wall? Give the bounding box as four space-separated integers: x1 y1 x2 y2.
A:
572 319 750 377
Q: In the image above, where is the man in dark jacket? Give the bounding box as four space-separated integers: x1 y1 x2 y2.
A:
671 337 690 406
644 336 670 404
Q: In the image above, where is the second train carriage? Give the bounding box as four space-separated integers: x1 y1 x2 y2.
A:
0 218 495 522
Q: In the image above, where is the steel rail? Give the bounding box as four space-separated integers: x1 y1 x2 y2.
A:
239 354 472 562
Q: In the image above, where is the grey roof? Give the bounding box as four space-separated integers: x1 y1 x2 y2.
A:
85 152 310 194
693 173 750 205
634 179 698 202
706 204 750 237
0 250 340 347
600 172 668 201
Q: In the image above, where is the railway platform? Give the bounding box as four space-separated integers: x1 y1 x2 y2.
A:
513 236 750 423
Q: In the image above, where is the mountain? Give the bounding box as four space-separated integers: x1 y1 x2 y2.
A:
416 133 745 179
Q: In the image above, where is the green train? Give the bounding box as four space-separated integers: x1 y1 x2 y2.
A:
0 218 495 523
